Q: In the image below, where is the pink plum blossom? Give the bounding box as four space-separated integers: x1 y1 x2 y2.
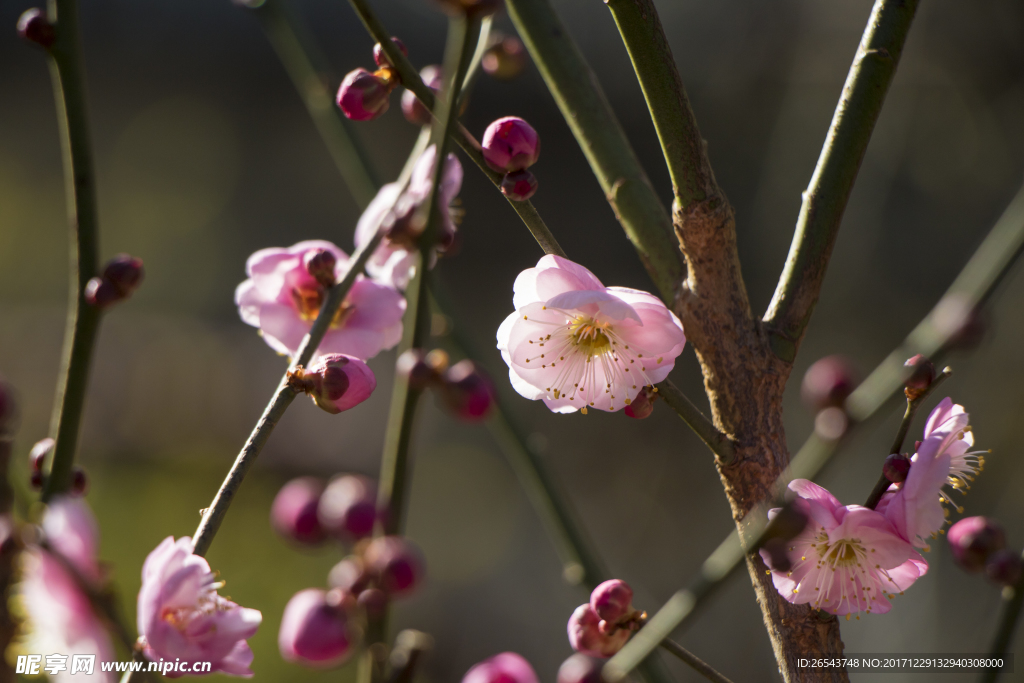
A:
496 255 686 414
462 652 539 683
235 240 404 360
20 498 116 682
761 480 927 616
137 537 262 677
354 146 462 290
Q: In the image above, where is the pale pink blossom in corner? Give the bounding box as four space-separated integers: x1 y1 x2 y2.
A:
353 145 463 290
496 255 686 414
138 537 262 677
235 240 405 360
760 480 927 616
21 498 116 682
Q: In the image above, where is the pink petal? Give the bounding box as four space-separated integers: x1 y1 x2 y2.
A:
235 279 263 328
346 278 406 330
544 289 642 323
257 303 310 357
318 327 386 361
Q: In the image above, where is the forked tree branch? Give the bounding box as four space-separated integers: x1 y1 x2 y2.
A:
764 0 921 362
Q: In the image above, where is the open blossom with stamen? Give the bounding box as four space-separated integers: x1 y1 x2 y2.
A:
496 256 685 414
353 146 463 290
21 498 116 682
880 398 984 548
761 480 927 616
138 537 262 677
235 240 405 360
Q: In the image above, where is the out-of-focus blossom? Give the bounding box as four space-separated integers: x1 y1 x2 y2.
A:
461 652 539 683
948 516 1006 573
401 65 442 126
363 536 425 597
437 360 495 421
271 478 326 545
557 654 604 683
372 37 407 69
761 480 926 616
278 588 355 668
137 537 262 677
567 603 630 657
235 240 404 360
800 356 856 411
497 255 686 414
289 354 377 414
318 475 378 541
482 36 527 80
85 254 145 309
354 146 462 290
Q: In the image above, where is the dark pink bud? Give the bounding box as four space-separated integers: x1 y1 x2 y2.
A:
278 588 355 667
271 477 326 545
590 580 633 624
294 354 377 414
364 536 425 597
948 516 1006 573
883 453 911 484
500 169 538 202
70 467 88 497
482 36 527 80
318 474 377 541
304 249 337 289
986 549 1022 587
623 386 656 419
29 438 53 473
801 356 857 411
396 349 440 391
337 68 392 121
356 587 388 617
557 654 603 683
439 360 495 422
567 604 630 658
102 254 144 297
482 117 540 173
84 277 121 309
30 470 43 490
903 354 935 393
17 9 55 48
328 556 372 593
373 37 408 68
401 65 442 126
462 652 539 683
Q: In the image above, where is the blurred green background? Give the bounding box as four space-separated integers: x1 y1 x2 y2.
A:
3 0 1024 681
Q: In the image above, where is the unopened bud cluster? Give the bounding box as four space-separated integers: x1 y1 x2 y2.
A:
85 254 144 309
397 349 495 421
948 516 1021 587
567 579 642 658
481 117 541 201
287 354 376 415
337 37 406 121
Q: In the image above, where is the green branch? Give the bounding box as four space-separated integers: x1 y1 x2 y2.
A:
38 0 103 502
605 180 1024 680
504 0 684 302
982 549 1024 683
655 380 733 462
764 0 921 362
603 0 718 208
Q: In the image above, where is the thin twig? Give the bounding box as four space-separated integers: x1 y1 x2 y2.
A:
658 636 735 683
39 0 103 502
605 180 1024 681
345 0 565 258
504 0 683 302
981 548 1024 683
764 0 921 362
190 224 387 557
655 380 733 462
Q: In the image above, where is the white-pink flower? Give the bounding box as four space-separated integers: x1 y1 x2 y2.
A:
881 397 982 549
761 480 927 616
354 145 463 290
20 498 116 682
137 537 262 677
496 256 686 414
235 240 405 360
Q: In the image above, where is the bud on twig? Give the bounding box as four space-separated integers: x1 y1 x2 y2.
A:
948 516 1005 573
17 9 55 49
271 478 327 545
500 169 538 201
903 354 935 399
882 453 911 483
373 37 407 69
801 356 857 411
337 68 393 121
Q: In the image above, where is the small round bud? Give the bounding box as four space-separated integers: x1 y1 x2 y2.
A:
401 65 442 126
948 516 1006 573
439 360 495 422
304 249 337 289
590 579 633 624
557 654 604 683
17 9 55 48
500 169 538 202
356 587 388 617
373 37 408 68
462 652 539 683
294 354 377 414
30 470 44 490
271 477 326 545
328 556 372 593
364 536 425 597
102 254 145 298
883 453 911 484
482 117 540 173
801 356 857 411
84 277 121 309
70 467 88 496
318 474 377 542
483 36 527 80
337 68 392 121
567 604 630 658
986 549 1022 587
396 349 438 391
29 438 54 473
623 386 656 419
278 588 355 667
903 354 935 393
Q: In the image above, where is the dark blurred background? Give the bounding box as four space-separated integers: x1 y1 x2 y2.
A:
3 0 1024 680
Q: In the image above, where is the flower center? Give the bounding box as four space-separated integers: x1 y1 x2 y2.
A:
568 316 611 354
291 286 355 328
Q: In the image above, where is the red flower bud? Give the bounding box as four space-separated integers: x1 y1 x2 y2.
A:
17 9 55 48
318 474 377 542
337 68 392 121
364 536 425 597
482 117 540 173
986 549 1022 587
801 356 857 411
623 386 656 419
401 65 442 126
883 453 911 484
278 588 355 667
102 254 144 297
500 169 538 201
396 349 440 391
948 516 1006 573
439 360 495 422
70 467 88 496
590 579 633 624
373 37 408 68
29 438 53 473
271 477 326 545
567 604 629 658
